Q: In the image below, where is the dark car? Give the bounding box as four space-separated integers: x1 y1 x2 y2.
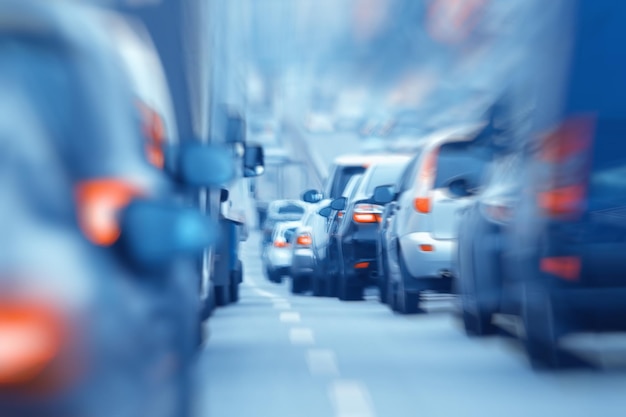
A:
456 154 522 335
327 156 412 301
477 0 626 369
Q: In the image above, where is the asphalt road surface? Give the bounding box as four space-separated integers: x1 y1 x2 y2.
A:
194 234 626 417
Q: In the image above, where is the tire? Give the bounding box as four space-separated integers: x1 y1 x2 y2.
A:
312 273 325 297
290 275 307 294
337 272 363 301
266 267 282 284
214 283 230 307
522 284 585 369
396 247 425 315
397 286 422 315
230 262 242 304
378 250 389 304
387 278 398 312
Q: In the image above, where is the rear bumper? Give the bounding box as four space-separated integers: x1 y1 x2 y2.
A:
267 247 293 269
400 232 456 280
341 227 378 285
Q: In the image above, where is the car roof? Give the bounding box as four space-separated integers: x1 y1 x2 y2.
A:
332 153 413 167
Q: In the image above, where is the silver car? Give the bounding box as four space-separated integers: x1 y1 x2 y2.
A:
381 125 490 314
289 200 332 294
263 221 301 283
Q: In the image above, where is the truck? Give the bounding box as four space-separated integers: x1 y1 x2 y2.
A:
110 0 264 331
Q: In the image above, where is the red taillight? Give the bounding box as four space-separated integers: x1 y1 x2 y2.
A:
296 233 312 247
75 179 144 246
540 256 581 281
536 116 594 219
0 301 64 386
413 197 431 213
273 239 289 248
419 244 434 252
337 211 344 218
352 204 383 223
538 185 586 217
354 262 369 269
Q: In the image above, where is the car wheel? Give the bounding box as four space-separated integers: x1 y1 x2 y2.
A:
522 284 585 369
397 282 422 315
312 272 325 297
378 249 389 304
387 278 398 312
337 272 363 301
397 250 425 315
267 267 282 284
230 261 242 304
290 275 307 294
214 283 230 307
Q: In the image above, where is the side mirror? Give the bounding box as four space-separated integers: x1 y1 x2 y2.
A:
244 144 265 177
119 199 217 269
447 178 473 198
302 189 322 203
220 188 230 203
373 184 395 205
177 143 235 186
318 206 332 218
330 197 347 211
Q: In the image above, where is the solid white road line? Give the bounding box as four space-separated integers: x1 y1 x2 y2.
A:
289 327 315 345
279 311 301 323
306 349 340 376
329 380 376 417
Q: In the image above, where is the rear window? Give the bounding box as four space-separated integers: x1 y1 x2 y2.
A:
327 166 366 199
278 204 305 215
434 143 489 189
364 164 407 196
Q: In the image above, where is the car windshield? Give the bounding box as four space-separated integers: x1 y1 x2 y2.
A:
328 165 367 199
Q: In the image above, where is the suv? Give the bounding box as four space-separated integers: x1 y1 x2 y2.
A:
379 126 490 314
328 156 412 301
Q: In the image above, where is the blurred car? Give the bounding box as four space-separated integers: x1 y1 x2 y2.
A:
289 199 332 295
500 0 626 369
0 1 225 415
261 199 307 247
379 126 490 313
327 155 412 301
262 221 301 284
454 110 524 336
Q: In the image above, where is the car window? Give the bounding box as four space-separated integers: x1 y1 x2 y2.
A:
328 165 367 199
342 174 363 199
398 154 420 193
434 142 490 189
278 204 305 215
363 163 409 196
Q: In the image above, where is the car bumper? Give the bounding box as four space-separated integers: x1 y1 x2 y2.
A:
400 232 456 280
267 248 293 269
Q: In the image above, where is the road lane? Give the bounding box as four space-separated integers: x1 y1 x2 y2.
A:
194 233 626 417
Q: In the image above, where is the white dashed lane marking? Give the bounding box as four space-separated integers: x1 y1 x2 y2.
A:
279 311 301 323
289 327 315 345
306 349 340 376
329 380 376 417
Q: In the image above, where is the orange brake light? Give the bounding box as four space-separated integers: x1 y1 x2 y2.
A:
540 256 581 281
75 179 144 246
414 197 431 213
296 234 313 246
538 185 586 218
0 302 64 386
274 239 289 248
